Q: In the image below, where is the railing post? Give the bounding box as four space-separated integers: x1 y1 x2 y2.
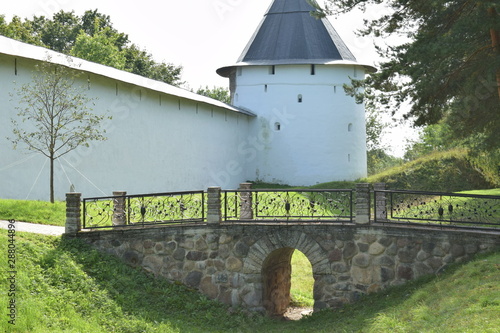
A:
374 183 388 222
239 183 253 220
355 183 371 224
65 192 81 233
112 191 127 226
207 187 222 224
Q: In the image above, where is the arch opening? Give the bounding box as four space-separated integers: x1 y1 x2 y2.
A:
262 248 314 318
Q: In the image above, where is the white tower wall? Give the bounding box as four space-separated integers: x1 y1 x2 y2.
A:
233 64 367 185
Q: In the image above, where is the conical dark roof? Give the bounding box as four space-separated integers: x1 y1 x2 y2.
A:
217 0 367 77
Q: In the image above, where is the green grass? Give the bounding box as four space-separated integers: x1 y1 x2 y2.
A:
0 199 65 226
290 250 314 307
459 188 500 196
1 230 499 332
364 148 496 192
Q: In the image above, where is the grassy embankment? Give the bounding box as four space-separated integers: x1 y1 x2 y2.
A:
0 230 499 332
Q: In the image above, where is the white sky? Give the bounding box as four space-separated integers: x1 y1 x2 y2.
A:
3 0 419 156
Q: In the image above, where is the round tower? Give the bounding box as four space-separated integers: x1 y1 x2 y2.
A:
217 0 375 186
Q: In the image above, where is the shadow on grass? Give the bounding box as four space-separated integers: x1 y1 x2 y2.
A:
21 232 498 333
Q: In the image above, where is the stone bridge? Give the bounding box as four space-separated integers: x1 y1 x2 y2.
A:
66 186 500 315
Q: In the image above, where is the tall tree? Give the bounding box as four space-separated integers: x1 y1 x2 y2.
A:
71 21 127 69
9 58 108 203
310 0 500 149
0 10 183 86
196 86 231 104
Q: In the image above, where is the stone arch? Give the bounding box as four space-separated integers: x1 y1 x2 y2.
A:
243 230 331 315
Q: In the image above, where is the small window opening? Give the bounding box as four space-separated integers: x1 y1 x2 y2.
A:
269 65 276 75
14 58 18 75
334 86 337 94
274 122 281 131
348 154 351 162
265 84 268 92
311 64 316 75
298 94 303 103
348 123 353 132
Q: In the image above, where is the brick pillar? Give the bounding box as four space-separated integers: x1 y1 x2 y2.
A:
374 183 388 221
239 183 253 220
112 191 127 226
355 183 370 224
207 187 222 224
65 192 81 233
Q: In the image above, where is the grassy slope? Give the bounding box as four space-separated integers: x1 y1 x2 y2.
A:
0 200 66 226
1 230 499 332
365 149 496 192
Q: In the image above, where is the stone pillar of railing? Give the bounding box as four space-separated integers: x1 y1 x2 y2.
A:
207 187 222 224
355 183 371 224
65 192 82 234
239 183 253 220
112 191 127 226
374 183 388 221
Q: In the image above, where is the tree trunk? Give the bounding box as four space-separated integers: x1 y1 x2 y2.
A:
50 155 54 204
488 7 500 100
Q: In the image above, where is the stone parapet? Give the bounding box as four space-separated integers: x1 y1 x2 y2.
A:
355 183 370 224
65 192 81 234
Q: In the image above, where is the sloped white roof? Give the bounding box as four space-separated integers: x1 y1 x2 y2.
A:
0 35 255 116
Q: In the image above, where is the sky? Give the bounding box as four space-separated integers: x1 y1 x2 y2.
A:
3 0 419 155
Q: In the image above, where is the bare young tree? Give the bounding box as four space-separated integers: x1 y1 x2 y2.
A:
9 56 108 203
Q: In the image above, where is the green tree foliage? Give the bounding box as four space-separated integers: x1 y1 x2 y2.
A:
9 59 108 203
196 86 231 104
71 24 126 69
0 15 41 45
404 122 454 161
0 10 183 86
311 0 500 150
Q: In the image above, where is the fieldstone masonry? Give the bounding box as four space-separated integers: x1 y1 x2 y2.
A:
70 224 500 315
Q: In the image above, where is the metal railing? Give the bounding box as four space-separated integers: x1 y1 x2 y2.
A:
223 189 353 223
82 191 206 229
374 189 500 230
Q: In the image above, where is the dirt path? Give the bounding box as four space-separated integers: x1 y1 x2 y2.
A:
282 307 313 320
0 220 65 236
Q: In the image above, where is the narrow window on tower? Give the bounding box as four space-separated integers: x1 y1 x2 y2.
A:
269 65 275 75
274 122 281 131
298 94 303 103
311 64 316 75
265 84 268 92
348 123 353 132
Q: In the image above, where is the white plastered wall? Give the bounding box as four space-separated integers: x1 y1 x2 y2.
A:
0 54 252 200
233 64 368 186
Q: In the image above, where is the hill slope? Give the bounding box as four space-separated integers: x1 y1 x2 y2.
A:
1 230 499 332
366 149 497 192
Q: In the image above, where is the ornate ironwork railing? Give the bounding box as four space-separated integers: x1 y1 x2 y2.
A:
223 189 353 223
83 191 206 229
374 190 500 229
